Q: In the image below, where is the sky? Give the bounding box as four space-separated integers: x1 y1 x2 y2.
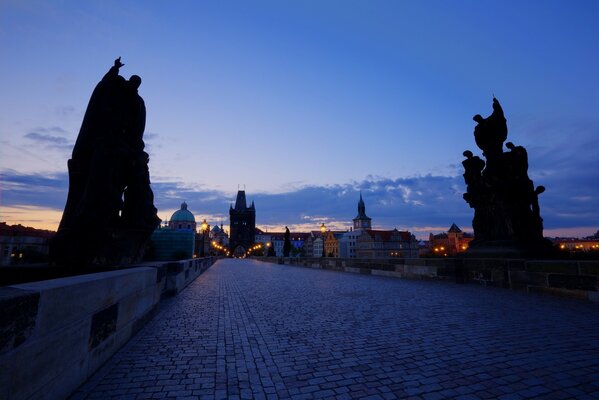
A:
0 0 598 239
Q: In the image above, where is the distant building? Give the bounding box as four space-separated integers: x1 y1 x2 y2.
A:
428 223 474 256
168 202 196 231
303 233 315 257
150 229 195 261
356 229 419 259
0 222 54 266
211 223 229 247
254 229 309 257
149 202 196 261
229 189 256 256
290 232 310 256
353 193 372 230
339 194 373 258
313 235 324 258
270 232 285 257
324 230 346 257
254 228 271 252
297 230 324 258
553 237 599 252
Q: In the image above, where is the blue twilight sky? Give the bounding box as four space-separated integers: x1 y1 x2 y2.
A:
0 0 598 238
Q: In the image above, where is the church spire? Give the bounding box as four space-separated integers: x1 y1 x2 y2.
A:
358 192 366 216
353 192 372 230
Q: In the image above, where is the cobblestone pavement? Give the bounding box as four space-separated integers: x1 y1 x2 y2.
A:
73 259 599 400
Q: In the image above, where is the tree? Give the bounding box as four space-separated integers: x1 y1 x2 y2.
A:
283 226 291 257
290 245 305 258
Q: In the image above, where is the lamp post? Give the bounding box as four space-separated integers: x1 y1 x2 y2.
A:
320 223 326 257
200 219 208 257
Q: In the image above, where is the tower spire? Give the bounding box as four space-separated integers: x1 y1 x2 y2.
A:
353 192 371 230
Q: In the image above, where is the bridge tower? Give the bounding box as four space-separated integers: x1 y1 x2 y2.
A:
229 188 255 256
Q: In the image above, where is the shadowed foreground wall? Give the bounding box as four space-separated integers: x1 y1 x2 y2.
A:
0 257 215 400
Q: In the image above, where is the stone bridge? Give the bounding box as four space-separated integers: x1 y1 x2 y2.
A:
66 258 599 400
0 259 599 400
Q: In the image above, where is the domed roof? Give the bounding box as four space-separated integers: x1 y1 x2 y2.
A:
170 202 195 222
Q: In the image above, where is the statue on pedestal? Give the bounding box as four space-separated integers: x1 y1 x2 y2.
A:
462 98 551 257
50 58 161 268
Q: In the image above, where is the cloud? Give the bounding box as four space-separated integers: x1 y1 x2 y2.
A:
24 132 69 145
55 106 79 119
144 132 159 141
0 169 69 210
1 147 597 239
149 175 492 236
23 127 74 151
523 133 599 231
149 169 597 238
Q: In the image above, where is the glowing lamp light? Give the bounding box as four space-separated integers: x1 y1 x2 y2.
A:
320 223 326 234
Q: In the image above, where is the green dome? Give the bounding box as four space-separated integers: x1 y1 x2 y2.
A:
170 202 195 222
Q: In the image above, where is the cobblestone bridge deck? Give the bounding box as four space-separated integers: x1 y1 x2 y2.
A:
73 258 599 400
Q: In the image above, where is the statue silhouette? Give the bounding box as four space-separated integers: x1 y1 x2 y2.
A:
462 98 551 256
51 58 160 268
473 97 507 159
283 226 291 257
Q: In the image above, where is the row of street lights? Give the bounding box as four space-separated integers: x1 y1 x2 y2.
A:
211 240 230 257
198 220 330 258
245 243 263 258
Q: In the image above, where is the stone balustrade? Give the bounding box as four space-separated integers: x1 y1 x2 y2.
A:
258 256 599 302
0 257 215 400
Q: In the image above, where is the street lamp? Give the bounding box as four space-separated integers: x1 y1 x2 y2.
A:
320 223 326 257
200 219 208 257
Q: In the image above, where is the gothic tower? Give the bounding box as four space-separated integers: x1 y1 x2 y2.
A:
353 193 372 230
229 189 256 256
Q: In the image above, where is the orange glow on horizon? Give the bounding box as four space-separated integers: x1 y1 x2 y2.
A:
0 205 63 231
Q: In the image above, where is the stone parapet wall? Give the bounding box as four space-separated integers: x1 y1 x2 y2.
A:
0 257 215 400
257 256 599 302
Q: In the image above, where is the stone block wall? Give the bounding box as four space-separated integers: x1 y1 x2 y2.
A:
0 257 214 400
259 256 599 302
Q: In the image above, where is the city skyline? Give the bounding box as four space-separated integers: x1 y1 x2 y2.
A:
1 1 598 238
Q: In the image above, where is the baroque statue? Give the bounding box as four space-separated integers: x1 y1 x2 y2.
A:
50 58 161 268
462 98 551 256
